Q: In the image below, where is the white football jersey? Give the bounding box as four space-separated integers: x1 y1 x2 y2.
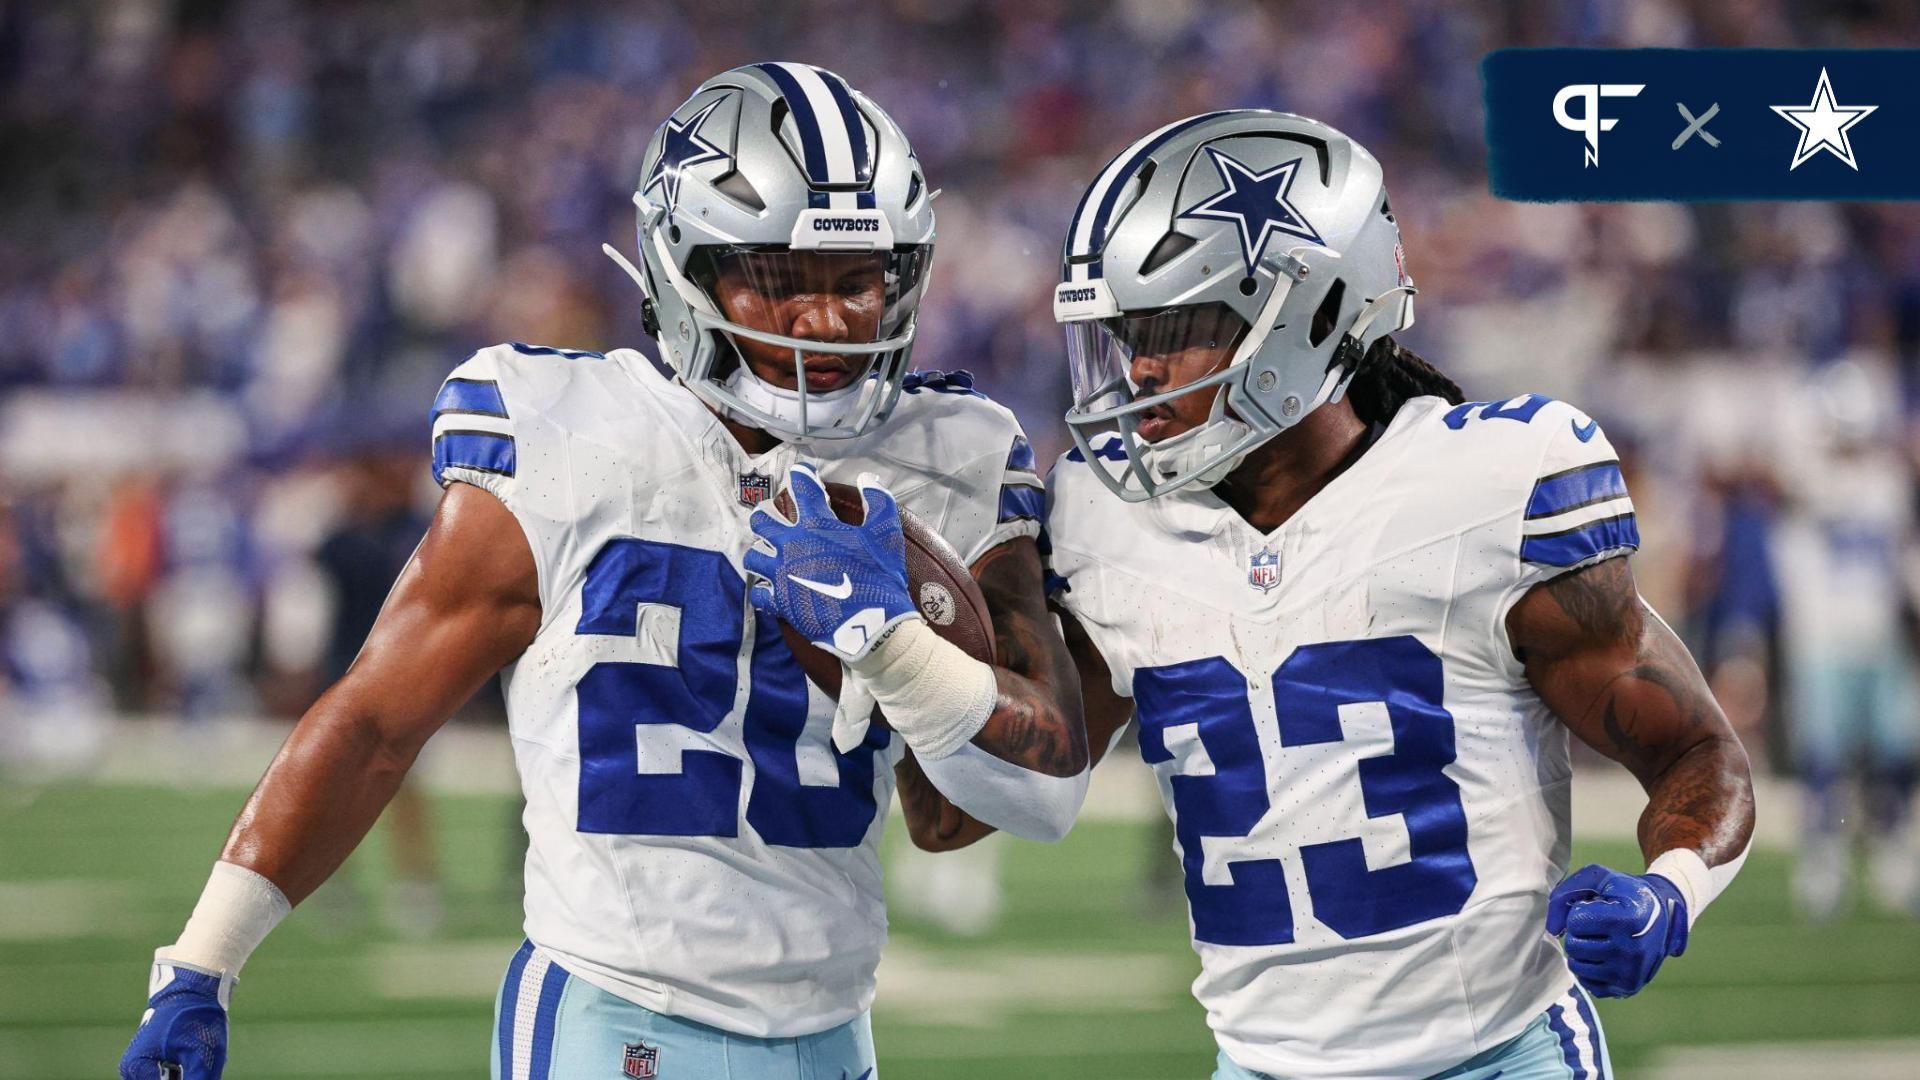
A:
1047 394 1636 1079
430 342 1040 1037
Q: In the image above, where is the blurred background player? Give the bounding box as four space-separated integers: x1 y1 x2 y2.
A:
119 63 1088 1080
305 445 446 937
1776 358 1920 920
1046 110 1755 1080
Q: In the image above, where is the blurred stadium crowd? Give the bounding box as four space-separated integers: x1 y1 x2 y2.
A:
4 0 1920 916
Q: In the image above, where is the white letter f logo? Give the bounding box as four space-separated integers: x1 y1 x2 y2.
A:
1554 83 1645 167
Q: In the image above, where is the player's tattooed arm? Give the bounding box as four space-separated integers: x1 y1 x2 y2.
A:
222 482 541 902
966 536 1090 778
890 536 1090 849
894 751 998 850
1507 556 1756 868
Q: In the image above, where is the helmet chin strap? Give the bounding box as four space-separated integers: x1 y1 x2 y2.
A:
721 362 867 432
1136 378 1255 489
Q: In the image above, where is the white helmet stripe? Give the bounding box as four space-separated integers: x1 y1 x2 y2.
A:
1065 110 1240 282
775 62 860 186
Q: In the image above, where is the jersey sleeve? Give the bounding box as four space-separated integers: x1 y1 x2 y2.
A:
1509 400 1639 593
430 347 521 500
1042 437 1136 699
427 343 582 616
980 431 1045 554
893 373 1044 565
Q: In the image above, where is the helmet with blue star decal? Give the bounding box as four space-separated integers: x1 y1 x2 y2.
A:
1052 111 1416 501
605 63 936 443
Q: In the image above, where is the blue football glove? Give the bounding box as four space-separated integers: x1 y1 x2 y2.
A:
743 463 919 662
1547 863 1690 998
120 957 234 1079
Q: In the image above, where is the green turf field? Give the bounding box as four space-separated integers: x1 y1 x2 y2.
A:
3 784 1916 1079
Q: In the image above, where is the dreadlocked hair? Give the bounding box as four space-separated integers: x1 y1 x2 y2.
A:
1343 335 1463 427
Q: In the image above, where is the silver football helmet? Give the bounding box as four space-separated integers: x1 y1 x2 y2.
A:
605 63 936 442
1052 110 1416 500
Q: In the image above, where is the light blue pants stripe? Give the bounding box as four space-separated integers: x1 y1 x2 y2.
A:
1214 985 1610 1080
491 940 877 1080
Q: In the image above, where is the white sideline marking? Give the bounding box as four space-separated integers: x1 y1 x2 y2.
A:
40 716 1799 848
0 880 131 941
372 940 523 1000
1648 1039 1920 1079
873 943 1191 1027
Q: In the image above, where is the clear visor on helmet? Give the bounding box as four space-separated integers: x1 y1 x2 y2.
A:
1066 301 1250 416
687 244 932 441
1063 301 1267 499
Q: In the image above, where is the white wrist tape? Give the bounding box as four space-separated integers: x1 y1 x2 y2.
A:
1647 839 1749 929
161 861 292 976
849 618 998 761
917 741 1088 842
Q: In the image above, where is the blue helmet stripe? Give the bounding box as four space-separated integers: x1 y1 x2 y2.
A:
816 67 873 184
1066 110 1240 280
755 62 831 184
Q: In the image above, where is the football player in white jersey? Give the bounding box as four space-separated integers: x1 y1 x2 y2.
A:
120 64 1088 1080
1043 112 1756 1079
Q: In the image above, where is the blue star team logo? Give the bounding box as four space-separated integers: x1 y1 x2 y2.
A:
643 98 730 211
1179 147 1324 277
1770 67 1876 171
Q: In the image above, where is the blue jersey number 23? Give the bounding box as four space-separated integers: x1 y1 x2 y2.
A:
572 537 888 848
1135 635 1477 945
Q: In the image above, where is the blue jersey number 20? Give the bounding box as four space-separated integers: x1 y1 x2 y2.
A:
573 538 887 848
1135 636 1476 945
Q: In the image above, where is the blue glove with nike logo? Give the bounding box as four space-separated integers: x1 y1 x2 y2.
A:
120 957 234 1079
744 463 919 662
1547 863 1690 998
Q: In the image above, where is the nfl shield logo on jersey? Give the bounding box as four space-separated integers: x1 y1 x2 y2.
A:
738 472 772 508
622 1041 659 1078
1248 546 1280 593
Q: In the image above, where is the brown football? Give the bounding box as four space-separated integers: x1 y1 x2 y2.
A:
772 482 996 698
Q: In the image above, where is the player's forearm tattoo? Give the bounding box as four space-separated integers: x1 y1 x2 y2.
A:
894 754 956 839
1532 559 1756 869
970 540 1089 778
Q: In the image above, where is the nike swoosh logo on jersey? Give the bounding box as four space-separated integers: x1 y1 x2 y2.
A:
842 1070 874 1080
1571 418 1600 442
792 573 855 600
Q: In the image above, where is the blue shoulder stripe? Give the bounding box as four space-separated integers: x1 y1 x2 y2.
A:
999 483 1045 524
508 341 604 360
1006 435 1036 474
1526 460 1626 520
1065 439 1127 463
1521 513 1639 568
902 368 986 398
433 430 516 485
432 378 508 421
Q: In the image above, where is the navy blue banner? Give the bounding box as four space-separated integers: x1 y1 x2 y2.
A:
1484 49 1920 201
